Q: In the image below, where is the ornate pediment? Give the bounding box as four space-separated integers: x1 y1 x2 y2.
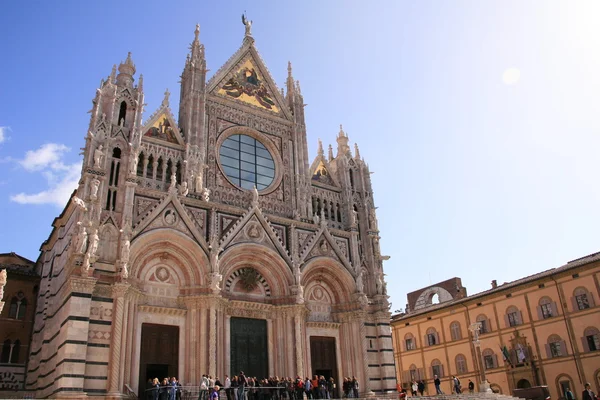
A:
142 111 183 146
207 42 292 120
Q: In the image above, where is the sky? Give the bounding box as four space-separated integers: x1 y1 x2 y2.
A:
1 1 600 313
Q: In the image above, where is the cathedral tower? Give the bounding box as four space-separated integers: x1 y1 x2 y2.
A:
27 22 394 399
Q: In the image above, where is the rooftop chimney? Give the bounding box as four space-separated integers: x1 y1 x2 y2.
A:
491 280 498 289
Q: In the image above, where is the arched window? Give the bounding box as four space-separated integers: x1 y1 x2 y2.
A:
546 334 566 358
349 169 354 189
455 354 467 374
404 333 416 351
156 157 164 181
8 293 26 320
476 314 491 334
17 298 26 320
505 306 522 327
106 147 121 211
482 348 498 369
0 340 10 363
118 101 127 126
146 154 154 179
450 321 462 341
538 296 557 319
8 297 18 318
409 364 418 381
336 203 341 222
582 327 600 352
573 287 594 311
10 340 20 364
431 359 443 378
556 374 575 400
136 152 145 177
425 327 439 346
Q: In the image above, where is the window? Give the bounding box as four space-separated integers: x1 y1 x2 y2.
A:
583 327 600 352
8 293 26 320
404 333 416 351
425 328 439 346
11 340 20 363
219 134 275 190
450 321 462 341
547 335 566 358
0 340 10 363
573 287 594 311
455 354 467 374
431 359 443 378
409 365 418 381
506 306 521 327
482 349 497 369
105 147 121 211
476 314 490 334
538 297 556 319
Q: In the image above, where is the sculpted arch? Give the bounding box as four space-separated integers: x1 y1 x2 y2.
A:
219 242 293 298
301 257 356 305
129 228 209 287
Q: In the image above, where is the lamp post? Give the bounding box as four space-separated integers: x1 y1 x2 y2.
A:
469 322 492 393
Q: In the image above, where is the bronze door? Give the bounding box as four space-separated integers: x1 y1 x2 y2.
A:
230 317 268 379
138 323 179 398
310 336 338 383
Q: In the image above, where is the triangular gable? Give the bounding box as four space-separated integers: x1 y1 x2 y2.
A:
207 42 292 120
218 203 292 266
299 226 353 273
310 159 339 188
132 192 209 253
141 106 185 147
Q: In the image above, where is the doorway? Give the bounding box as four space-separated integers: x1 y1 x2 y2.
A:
517 379 532 389
310 336 338 394
138 323 179 398
230 317 268 379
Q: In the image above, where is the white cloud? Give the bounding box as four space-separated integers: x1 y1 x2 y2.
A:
19 143 70 171
10 143 81 207
0 126 10 143
502 67 521 85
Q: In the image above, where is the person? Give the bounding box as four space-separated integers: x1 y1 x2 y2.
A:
351 376 359 399
397 383 407 400
566 388 574 400
152 378 160 400
327 377 335 399
434 375 442 395
342 378 350 398
169 377 178 400
225 375 232 400
238 371 247 400
305 377 313 399
582 383 596 400
468 380 474 394
417 381 425 396
159 377 170 400
452 376 461 394
411 380 418 396
210 387 219 400
146 378 154 400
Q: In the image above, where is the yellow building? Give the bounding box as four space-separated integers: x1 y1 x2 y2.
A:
391 252 600 400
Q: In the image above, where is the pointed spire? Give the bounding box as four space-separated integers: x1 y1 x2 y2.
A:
354 143 361 159
317 139 324 157
288 61 293 79
337 124 350 156
191 23 204 62
117 52 136 86
295 80 302 96
109 64 117 84
328 144 334 161
137 74 144 91
162 88 171 107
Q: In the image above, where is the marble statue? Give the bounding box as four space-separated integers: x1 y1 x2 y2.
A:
169 171 177 192
179 181 189 196
356 270 364 293
88 230 99 256
201 187 210 202
72 196 87 211
93 145 104 167
130 153 138 174
241 13 252 36
90 179 100 201
120 238 130 261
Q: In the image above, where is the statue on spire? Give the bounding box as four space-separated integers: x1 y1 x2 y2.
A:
242 12 253 37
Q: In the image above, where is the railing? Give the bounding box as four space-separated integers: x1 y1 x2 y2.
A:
125 383 138 399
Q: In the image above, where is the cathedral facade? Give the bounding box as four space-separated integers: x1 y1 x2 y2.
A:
26 23 394 399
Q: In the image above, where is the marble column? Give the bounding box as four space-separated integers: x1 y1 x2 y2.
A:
225 315 231 377
358 317 373 396
267 318 274 377
209 306 217 377
108 283 129 396
294 313 304 377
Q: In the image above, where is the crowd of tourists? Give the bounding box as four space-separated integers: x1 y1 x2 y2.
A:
145 372 362 400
